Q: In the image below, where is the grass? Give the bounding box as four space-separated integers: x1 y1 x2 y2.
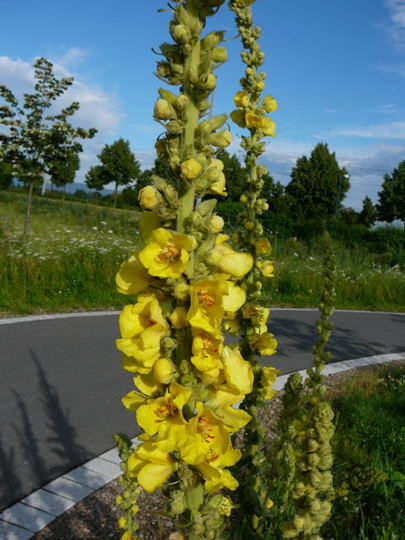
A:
323 364 405 539
1 189 404 314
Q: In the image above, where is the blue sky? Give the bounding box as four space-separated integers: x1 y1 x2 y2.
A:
1 0 404 208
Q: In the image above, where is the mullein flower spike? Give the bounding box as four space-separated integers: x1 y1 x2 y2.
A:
114 1 277 538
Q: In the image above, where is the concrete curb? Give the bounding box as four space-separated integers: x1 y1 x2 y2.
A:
1 351 404 539
0 308 404 325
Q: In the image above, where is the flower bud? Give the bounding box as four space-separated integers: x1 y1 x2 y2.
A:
212 46 228 63
139 186 163 210
118 517 127 529
245 221 255 230
174 281 189 300
169 306 188 329
292 516 305 531
203 32 222 49
153 358 177 384
208 129 232 147
255 80 265 91
261 260 274 277
205 73 217 90
169 533 185 540
208 215 224 233
263 94 278 112
171 24 191 44
181 158 202 179
230 109 246 128
260 117 276 137
234 91 250 108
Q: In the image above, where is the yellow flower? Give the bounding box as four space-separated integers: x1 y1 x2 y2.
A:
136 382 191 441
266 499 275 509
208 215 225 233
116 294 169 373
234 90 249 108
230 109 246 128
245 110 262 128
139 185 163 210
262 260 275 278
210 235 253 280
154 98 176 120
255 237 272 255
179 403 231 465
208 129 232 147
116 253 150 295
127 442 176 492
263 95 278 113
169 306 188 329
261 366 280 400
209 171 227 197
192 330 223 373
219 496 233 516
139 228 196 279
181 158 202 180
196 447 241 493
187 280 228 333
223 318 240 335
222 282 246 313
251 332 278 356
134 372 162 396
152 358 177 384
242 303 269 334
188 280 246 333
260 117 276 137
222 346 254 395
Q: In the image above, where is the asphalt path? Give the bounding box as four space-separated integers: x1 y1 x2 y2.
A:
0 309 404 510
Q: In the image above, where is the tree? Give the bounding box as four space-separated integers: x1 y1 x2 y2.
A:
286 142 350 220
48 149 80 191
0 57 96 243
86 139 141 207
377 161 405 227
339 207 360 226
359 196 377 228
0 157 13 189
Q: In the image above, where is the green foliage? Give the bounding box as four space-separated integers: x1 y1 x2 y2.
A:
0 57 96 242
86 139 140 207
216 149 246 201
323 365 405 539
0 159 13 189
359 196 377 228
48 149 80 188
286 143 350 219
377 160 405 225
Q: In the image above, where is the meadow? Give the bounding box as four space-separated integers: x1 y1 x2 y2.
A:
0 189 404 315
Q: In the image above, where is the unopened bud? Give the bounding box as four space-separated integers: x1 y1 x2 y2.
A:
139 186 163 210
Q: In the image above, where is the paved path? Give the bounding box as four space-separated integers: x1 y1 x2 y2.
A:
0 309 404 511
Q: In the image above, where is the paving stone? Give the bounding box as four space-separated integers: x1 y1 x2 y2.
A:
43 476 93 502
99 447 121 464
64 466 110 490
0 503 54 533
0 520 32 540
21 489 75 516
82 457 122 479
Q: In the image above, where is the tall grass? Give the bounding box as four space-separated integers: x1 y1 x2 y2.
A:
1 191 404 314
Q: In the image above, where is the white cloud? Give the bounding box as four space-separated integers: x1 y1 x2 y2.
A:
335 121 405 139
0 54 124 183
261 138 404 208
384 0 405 45
56 47 88 67
375 63 405 78
0 54 122 134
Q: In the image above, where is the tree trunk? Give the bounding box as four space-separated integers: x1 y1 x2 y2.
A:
23 181 34 246
114 183 118 208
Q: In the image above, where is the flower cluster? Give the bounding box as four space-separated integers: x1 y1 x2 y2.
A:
113 1 279 538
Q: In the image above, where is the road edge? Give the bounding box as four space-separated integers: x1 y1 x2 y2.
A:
0 350 404 539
